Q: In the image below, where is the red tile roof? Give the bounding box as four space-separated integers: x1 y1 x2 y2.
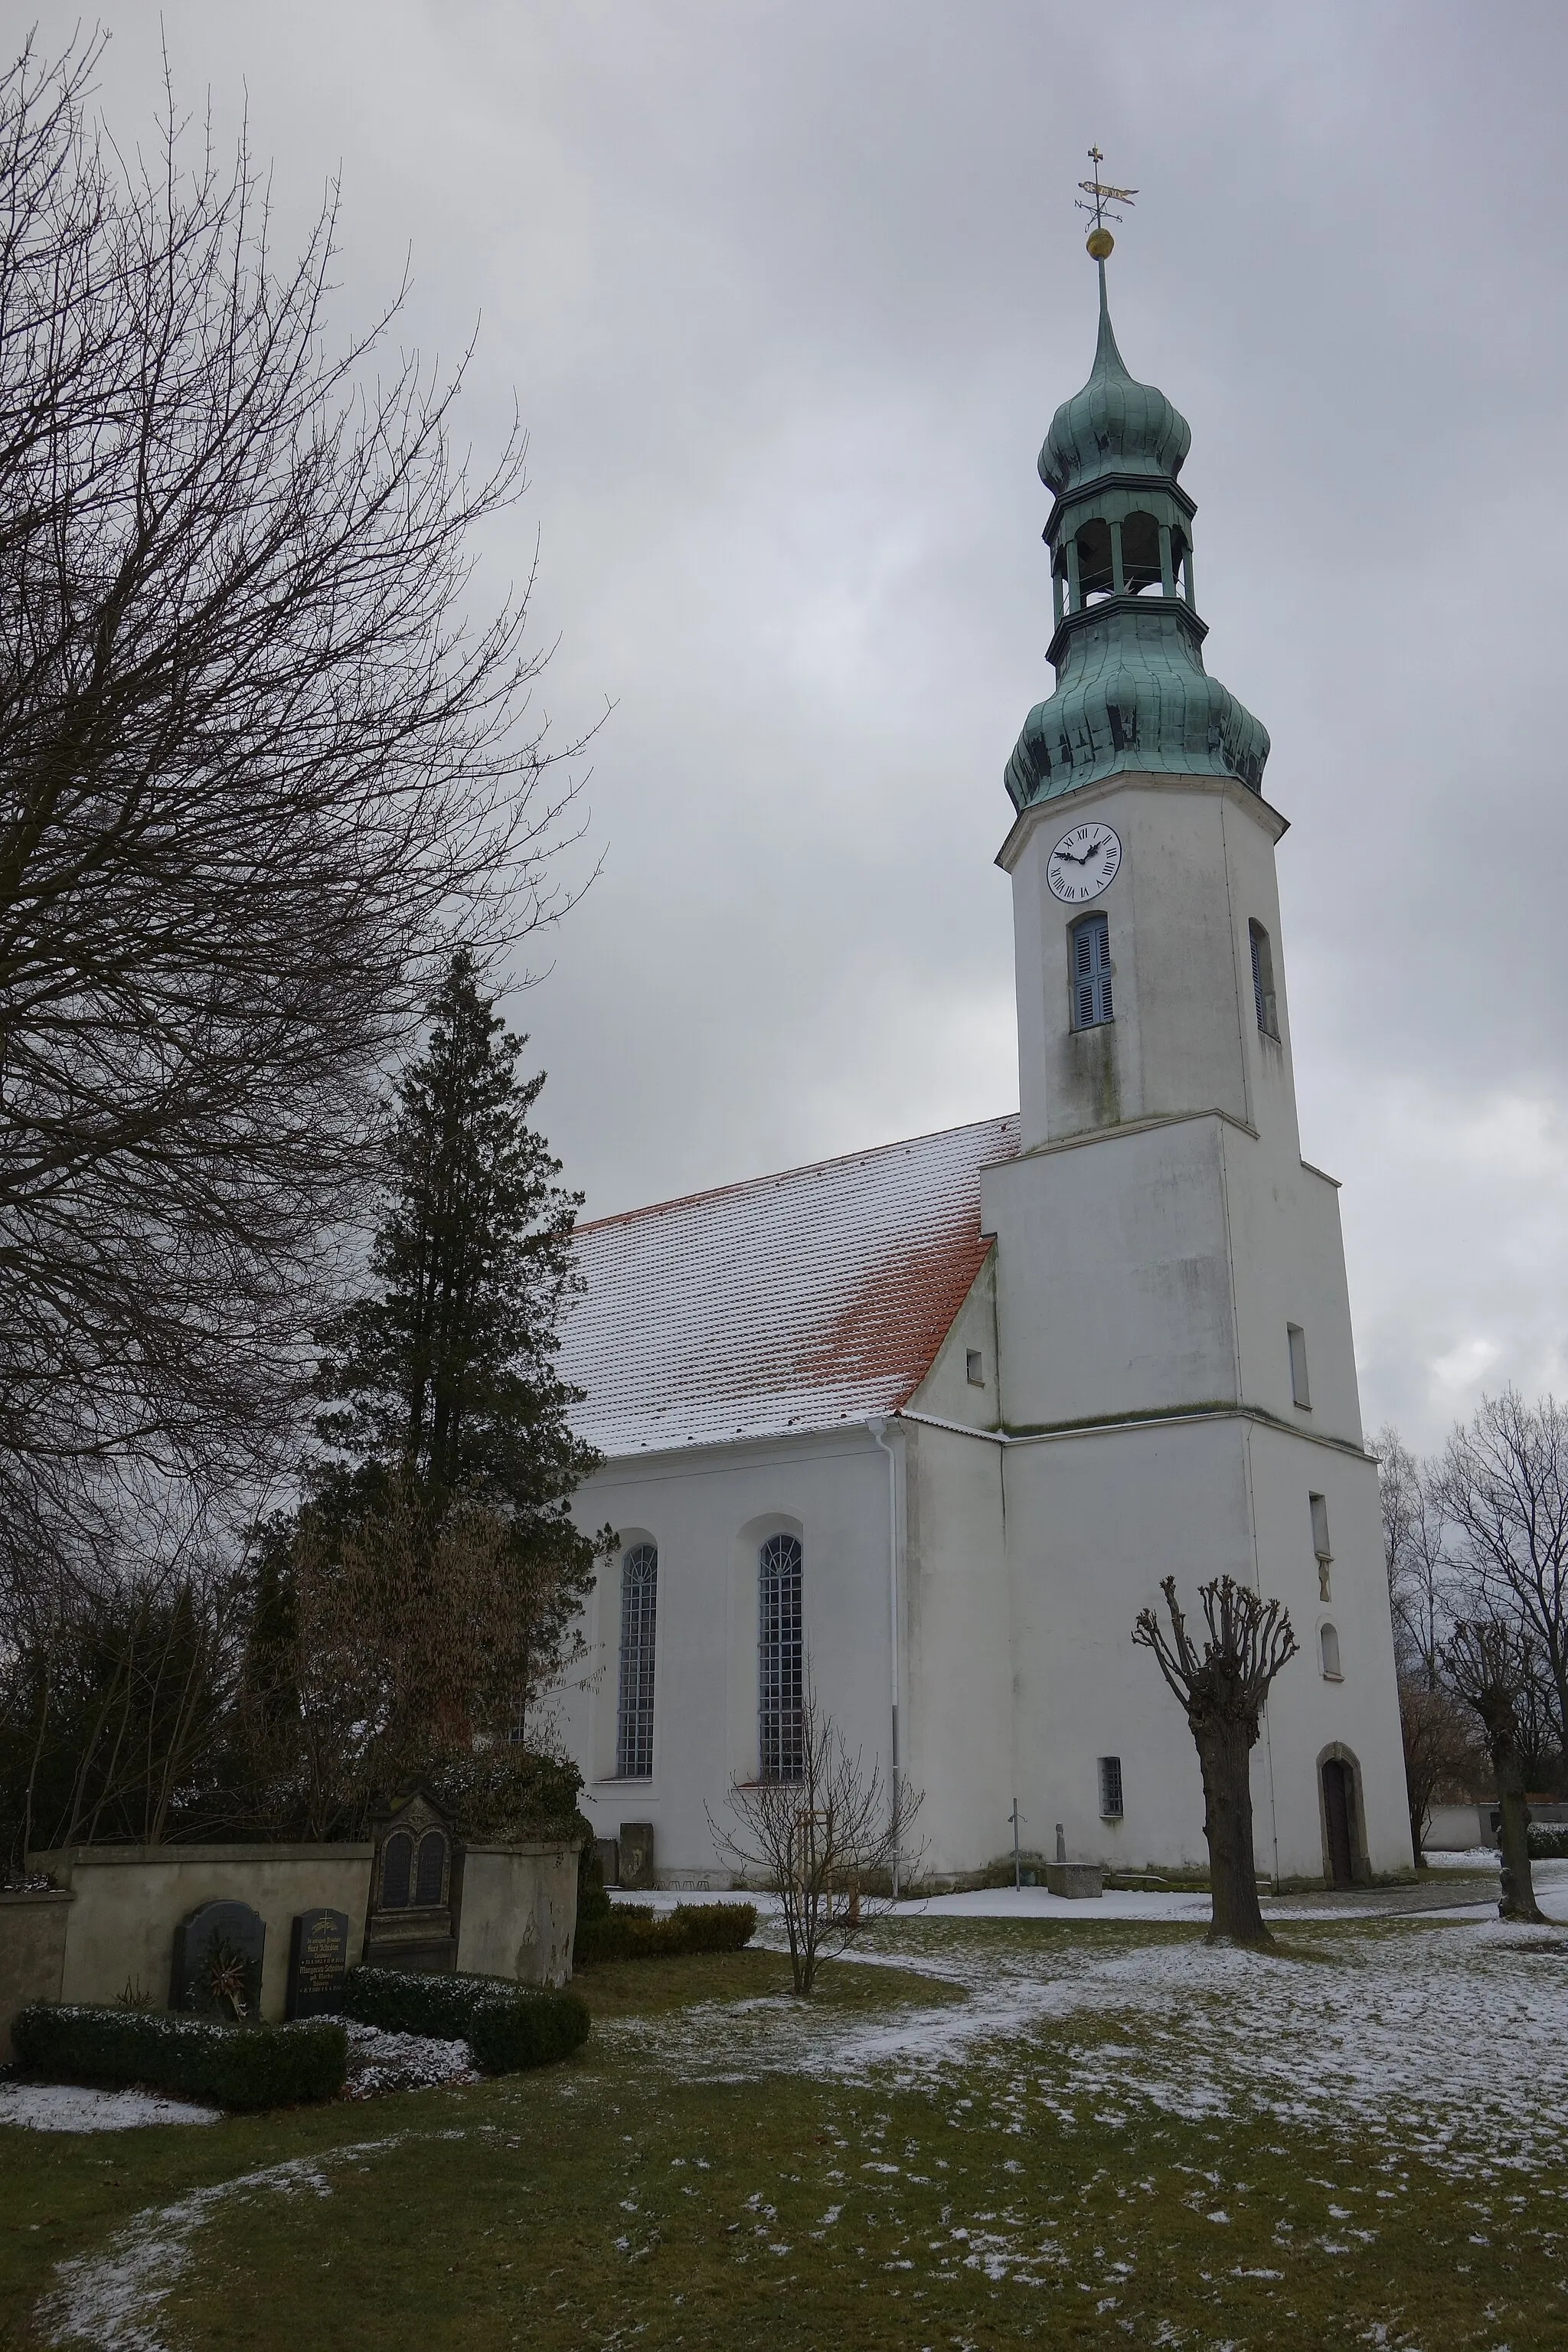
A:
559 1113 1018 1456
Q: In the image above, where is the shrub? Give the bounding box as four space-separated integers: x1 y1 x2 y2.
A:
574 1900 756 1967
11 2005 345 2109
338 1967 590 2073
1527 1822 1568 1859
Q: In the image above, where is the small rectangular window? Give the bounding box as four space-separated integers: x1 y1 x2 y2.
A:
1288 1322 1311 1410
1250 920 1279 1037
1070 912 1114 1029
1098 1755 1124 1819
965 1348 985 1387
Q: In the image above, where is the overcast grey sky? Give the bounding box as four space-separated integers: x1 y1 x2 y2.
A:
65 1 1568 1452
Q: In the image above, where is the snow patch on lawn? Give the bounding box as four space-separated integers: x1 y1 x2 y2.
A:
608 1899 1568 2181
342 2017 479 2099
41 2138 399 2351
0 2084 219 2134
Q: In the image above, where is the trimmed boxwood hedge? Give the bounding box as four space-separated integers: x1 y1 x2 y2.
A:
1527 1823 1568 1859
11 2004 345 2110
574 1900 757 1968
338 1967 590 2073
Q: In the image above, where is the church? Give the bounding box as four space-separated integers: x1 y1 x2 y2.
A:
553 230 1412 1893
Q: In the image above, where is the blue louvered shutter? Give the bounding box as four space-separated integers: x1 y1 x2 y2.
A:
1073 913 1112 1027
1250 924 1266 1029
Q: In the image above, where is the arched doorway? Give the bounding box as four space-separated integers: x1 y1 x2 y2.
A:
1322 1758 1356 1888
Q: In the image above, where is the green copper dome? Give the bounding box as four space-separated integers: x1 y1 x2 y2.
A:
1004 264 1269 814
1040 285 1191 496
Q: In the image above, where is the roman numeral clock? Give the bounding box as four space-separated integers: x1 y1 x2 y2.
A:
1047 821 1121 903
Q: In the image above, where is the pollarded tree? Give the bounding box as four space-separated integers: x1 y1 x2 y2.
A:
1132 1576 1299 1946
1442 1619 1547 1924
311 949 608 1746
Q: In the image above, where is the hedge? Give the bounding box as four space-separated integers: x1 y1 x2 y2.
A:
1527 1823 1568 1859
11 2005 345 2111
338 1967 590 2073
574 1900 757 1968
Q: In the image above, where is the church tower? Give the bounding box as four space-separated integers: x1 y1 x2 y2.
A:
975 188 1410 1883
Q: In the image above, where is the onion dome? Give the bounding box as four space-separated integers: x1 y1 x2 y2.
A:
1003 261 1268 813
1040 275 1191 496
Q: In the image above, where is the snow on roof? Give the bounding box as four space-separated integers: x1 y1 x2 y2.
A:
559 1112 1019 1458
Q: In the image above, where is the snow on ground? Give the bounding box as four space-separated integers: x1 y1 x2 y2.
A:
342 2019 479 2099
0 2083 219 2133
605 1867 1568 2183
41 2141 399 2352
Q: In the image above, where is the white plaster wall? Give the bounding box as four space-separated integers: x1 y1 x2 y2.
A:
981 1116 1240 1430
557 1432 895 1885
900 1418 1011 1874
1004 773 1292 1153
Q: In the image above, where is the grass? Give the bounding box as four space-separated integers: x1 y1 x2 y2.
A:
4 1920 1566 2349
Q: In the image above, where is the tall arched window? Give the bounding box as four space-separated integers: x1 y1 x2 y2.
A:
759 1533 803 1782
1320 1622 1343 1681
616 1543 658 1778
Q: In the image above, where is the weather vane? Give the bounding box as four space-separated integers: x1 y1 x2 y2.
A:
1076 145 1137 260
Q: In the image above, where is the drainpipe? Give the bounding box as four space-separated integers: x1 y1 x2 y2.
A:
866 1416 902 1900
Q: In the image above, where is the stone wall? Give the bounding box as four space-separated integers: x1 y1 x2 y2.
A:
453 1843 579 1988
0 1890 74 2061
36 1844 375 2024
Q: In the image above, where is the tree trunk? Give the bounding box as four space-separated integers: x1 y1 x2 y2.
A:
1197 1721 1272 1945
1496 1770 1546 1924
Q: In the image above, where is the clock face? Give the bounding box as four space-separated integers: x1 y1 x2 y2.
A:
1047 820 1122 904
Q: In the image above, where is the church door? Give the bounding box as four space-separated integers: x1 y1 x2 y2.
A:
1322 1759 1355 1888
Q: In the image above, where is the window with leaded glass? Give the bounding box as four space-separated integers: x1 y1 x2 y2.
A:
616 1542 658 1779
758 1532 803 1782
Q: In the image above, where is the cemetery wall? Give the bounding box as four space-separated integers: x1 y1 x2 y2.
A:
0 1888 74 2060
36 1843 374 2022
454 1841 578 1988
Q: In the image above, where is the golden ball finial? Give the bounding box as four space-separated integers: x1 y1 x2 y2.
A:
1086 227 1114 261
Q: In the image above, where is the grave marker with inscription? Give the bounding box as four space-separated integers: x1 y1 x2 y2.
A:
170 1899 266 2019
286 1908 351 2017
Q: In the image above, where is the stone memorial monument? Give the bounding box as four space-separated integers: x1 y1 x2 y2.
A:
286 1907 351 2017
364 1790 459 1973
171 1899 266 2019
618 1821 655 1891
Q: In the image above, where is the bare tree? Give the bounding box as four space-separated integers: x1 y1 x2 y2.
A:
1442 1620 1546 1923
1132 1576 1299 1945
1375 1426 1453 1690
1433 1393 1568 1771
0 38 593 1598
1397 1681 1482 1868
710 1681 924 1996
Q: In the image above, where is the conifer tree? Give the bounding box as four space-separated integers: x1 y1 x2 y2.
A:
305 949 604 1757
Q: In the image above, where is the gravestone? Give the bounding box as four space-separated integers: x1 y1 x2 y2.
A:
594 1836 620 1888
170 1900 266 2019
286 1908 351 2018
364 1790 459 1973
619 1821 655 1891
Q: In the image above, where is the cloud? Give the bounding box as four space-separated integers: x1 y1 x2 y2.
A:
80 0 1568 1450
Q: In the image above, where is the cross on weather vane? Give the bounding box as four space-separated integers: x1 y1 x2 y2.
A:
1076 145 1137 260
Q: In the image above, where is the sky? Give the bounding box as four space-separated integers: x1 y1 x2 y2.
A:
61 0 1568 1455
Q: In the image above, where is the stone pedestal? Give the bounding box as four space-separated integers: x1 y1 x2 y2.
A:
1044 1861 1103 1900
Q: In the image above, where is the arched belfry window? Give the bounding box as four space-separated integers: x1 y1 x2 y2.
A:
616 1543 658 1778
1121 511 1162 593
759 1533 803 1782
1074 518 1114 601
1071 913 1114 1030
